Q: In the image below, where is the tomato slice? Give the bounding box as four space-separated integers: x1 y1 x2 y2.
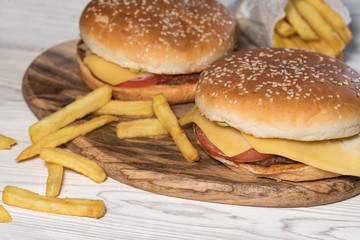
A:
195 125 273 162
115 74 171 88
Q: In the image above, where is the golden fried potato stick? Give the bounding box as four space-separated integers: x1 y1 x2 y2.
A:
275 19 296 37
40 148 106 184
117 118 168 139
303 0 352 43
285 1 318 40
16 115 118 161
274 32 299 50
281 36 297 49
0 205 12 223
336 51 344 61
291 0 345 53
76 96 154 117
2 186 105 219
45 162 64 197
95 100 154 116
290 34 310 50
306 39 337 57
152 94 199 163
0 134 16 150
272 31 285 48
29 85 112 143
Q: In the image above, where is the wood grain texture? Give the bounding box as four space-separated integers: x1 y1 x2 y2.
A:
22 40 360 207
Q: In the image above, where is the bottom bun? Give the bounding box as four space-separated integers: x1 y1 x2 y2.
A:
214 156 340 182
77 48 196 105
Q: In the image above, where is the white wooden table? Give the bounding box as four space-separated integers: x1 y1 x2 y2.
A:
1 0 360 239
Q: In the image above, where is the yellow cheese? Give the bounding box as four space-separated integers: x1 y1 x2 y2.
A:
179 106 251 157
242 133 360 177
180 106 360 177
84 54 149 85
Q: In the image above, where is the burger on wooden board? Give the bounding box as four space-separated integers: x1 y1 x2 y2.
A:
77 0 238 105
180 48 360 182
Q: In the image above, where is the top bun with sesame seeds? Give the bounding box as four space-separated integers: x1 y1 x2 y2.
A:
77 0 237 104
195 48 360 141
79 0 237 74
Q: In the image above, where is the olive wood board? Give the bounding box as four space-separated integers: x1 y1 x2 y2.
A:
22 40 360 207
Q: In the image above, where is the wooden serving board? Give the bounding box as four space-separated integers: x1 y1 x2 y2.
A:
22 40 360 207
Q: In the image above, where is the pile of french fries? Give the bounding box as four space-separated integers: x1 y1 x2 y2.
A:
1 85 198 222
273 0 352 59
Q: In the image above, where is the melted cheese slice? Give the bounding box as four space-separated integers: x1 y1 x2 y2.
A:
180 106 360 176
84 54 149 85
243 133 360 176
179 106 251 157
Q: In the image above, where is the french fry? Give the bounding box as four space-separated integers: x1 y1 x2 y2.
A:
117 118 168 139
152 94 199 163
29 85 112 143
305 42 317 52
275 19 296 37
336 51 344 61
291 0 345 53
0 134 16 149
16 115 118 161
40 148 106 184
0 205 12 223
2 186 105 219
306 39 337 57
76 96 154 117
281 36 297 49
274 32 299 50
46 162 64 197
303 0 352 43
273 31 285 48
290 34 310 50
95 100 154 116
285 1 318 40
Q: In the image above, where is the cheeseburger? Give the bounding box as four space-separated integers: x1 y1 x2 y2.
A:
77 0 237 104
180 48 360 181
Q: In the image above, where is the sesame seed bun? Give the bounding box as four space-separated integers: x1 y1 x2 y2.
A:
195 48 360 141
79 0 238 75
